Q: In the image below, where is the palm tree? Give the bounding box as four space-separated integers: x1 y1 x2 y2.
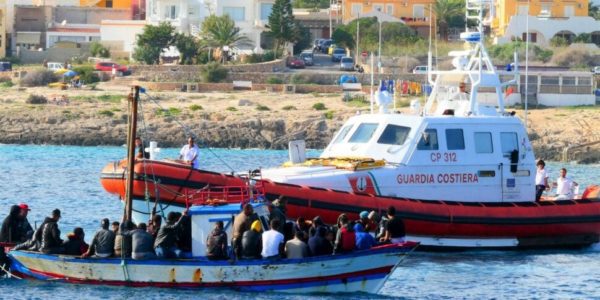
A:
430 0 465 41
200 15 252 60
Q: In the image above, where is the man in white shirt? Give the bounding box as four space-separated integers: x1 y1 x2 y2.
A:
261 219 284 259
553 168 578 200
179 137 200 169
535 160 549 201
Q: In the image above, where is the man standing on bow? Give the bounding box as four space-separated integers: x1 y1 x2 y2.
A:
179 136 200 169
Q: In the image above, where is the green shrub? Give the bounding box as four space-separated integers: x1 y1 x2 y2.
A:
20 69 58 87
256 104 270 111
200 62 228 83
226 106 237 111
26 94 48 104
550 36 569 47
0 81 14 88
312 102 326 110
156 107 182 117
266 76 284 84
189 104 203 111
290 74 310 84
324 110 334 119
97 94 122 103
282 105 297 110
90 41 111 58
73 66 100 84
98 110 115 117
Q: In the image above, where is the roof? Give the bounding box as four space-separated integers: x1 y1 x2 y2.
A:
47 27 100 33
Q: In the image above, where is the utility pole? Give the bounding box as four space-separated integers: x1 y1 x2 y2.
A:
329 0 333 38
355 14 359 60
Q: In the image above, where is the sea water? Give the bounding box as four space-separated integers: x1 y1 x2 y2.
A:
0 144 599 299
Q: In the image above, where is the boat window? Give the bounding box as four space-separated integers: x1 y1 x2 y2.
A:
417 129 438 150
500 132 518 155
348 123 379 143
445 129 465 150
332 124 353 144
377 125 411 145
474 132 493 153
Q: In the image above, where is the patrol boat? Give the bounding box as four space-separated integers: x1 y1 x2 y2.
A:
100 0 600 249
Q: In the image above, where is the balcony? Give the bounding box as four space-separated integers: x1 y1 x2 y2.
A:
399 16 430 26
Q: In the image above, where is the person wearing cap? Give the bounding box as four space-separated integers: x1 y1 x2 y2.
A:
241 220 262 259
16 203 34 242
82 218 115 258
356 211 375 233
13 208 61 252
40 209 63 254
206 221 228 260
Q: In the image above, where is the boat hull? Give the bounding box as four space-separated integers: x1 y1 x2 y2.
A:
8 243 414 294
101 160 600 249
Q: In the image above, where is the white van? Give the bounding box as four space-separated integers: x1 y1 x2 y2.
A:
412 65 430 74
47 62 64 72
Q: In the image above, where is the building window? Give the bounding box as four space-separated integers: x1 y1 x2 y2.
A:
377 125 411 145
578 77 591 86
517 5 528 15
223 7 245 21
521 32 537 43
413 5 425 18
373 4 383 12
564 5 574 17
540 4 551 17
500 132 518 156
260 3 273 21
541 76 559 85
386 4 393 15
349 123 379 143
417 129 439 150
446 129 465 150
351 4 362 17
474 132 493 153
562 77 576 85
164 5 178 19
106 0 113 8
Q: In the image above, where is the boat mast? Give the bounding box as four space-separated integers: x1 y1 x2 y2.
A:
125 86 140 221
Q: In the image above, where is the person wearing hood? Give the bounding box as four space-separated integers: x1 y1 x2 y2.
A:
354 223 376 250
241 220 262 259
206 221 228 260
308 225 333 256
13 208 61 252
40 209 63 254
62 227 89 255
0 205 21 243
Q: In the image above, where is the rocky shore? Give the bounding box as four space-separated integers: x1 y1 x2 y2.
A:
0 83 598 163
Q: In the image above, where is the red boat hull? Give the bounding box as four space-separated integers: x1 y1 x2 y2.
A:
101 160 600 248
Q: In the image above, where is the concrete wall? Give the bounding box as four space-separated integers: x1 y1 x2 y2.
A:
14 6 49 32
538 94 596 106
19 47 84 64
53 6 131 24
100 20 145 54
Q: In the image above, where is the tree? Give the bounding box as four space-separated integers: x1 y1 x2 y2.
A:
200 15 251 50
589 2 600 20
268 0 296 56
89 41 110 58
431 0 465 41
133 22 176 64
293 21 312 54
174 33 200 65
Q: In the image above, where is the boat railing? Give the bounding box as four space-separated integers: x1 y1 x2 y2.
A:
187 181 266 206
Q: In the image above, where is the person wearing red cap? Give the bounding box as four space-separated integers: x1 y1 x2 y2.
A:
16 203 33 242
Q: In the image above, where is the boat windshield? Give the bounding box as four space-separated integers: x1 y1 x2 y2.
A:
377 124 411 145
348 123 378 143
332 124 354 144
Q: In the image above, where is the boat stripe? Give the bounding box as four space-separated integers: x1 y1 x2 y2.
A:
368 171 382 195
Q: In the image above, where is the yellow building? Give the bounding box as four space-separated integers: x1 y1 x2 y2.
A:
492 0 589 37
342 0 436 36
0 0 5 58
80 0 133 9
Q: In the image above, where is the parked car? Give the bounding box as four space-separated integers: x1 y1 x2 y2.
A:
47 62 65 72
412 65 431 74
299 51 314 66
287 56 305 69
0 61 12 72
340 56 355 71
95 61 130 75
331 48 346 62
592 66 600 74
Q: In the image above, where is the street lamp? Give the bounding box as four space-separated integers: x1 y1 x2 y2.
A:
378 18 382 74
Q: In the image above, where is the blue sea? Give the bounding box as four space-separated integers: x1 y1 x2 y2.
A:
1 144 599 299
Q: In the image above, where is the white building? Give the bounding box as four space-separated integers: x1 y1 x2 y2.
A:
496 15 600 46
146 0 274 52
100 19 146 56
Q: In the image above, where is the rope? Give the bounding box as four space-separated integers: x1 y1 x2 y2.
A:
140 90 236 173
0 263 22 280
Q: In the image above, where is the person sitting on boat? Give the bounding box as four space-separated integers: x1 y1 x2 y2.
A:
232 204 258 259
309 216 325 237
241 220 262 259
0 205 21 243
115 220 134 258
179 136 200 169
293 217 311 242
82 218 115 258
354 223 376 251
535 160 550 201
308 225 333 256
285 230 309 259
16 203 33 242
135 137 150 159
148 214 162 241
174 212 193 258
356 211 377 233
154 210 189 259
267 202 286 234
111 221 120 234
120 222 155 260
553 168 579 200
62 227 89 255
334 215 356 254
206 221 228 260
368 211 380 234
13 208 61 252
261 219 284 259
39 208 64 254
379 206 405 244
